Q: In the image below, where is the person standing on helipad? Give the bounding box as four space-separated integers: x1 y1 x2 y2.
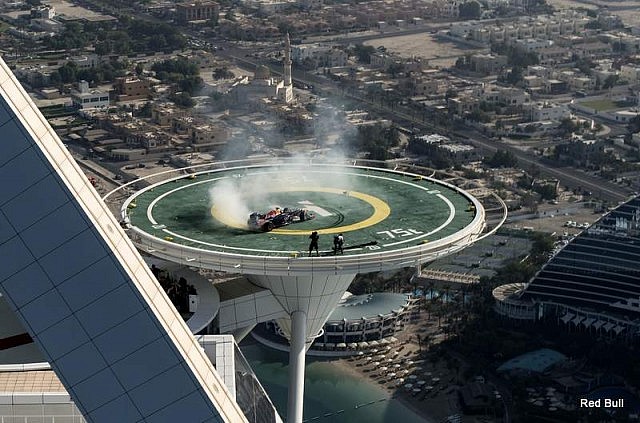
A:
309 231 319 257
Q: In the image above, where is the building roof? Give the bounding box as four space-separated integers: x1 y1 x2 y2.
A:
0 371 65 393
497 348 567 373
326 292 410 322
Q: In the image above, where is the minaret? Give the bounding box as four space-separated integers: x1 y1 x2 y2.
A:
284 32 292 87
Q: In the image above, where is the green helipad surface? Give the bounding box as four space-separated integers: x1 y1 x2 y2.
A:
125 165 477 257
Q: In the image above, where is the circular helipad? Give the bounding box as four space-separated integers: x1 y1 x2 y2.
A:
122 163 484 273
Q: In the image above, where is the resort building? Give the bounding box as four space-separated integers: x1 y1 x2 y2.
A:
494 196 640 341
259 292 419 354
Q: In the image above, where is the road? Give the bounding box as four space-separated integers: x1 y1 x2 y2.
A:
457 131 632 203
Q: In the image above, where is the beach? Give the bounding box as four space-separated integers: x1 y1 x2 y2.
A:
330 313 469 423
242 305 488 423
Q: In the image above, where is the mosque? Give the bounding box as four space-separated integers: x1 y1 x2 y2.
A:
232 33 294 105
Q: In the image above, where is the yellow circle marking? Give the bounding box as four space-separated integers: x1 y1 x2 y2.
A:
210 187 390 235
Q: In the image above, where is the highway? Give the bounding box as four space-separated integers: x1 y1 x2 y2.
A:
458 132 633 203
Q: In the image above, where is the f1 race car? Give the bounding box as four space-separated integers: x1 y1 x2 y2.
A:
248 207 314 232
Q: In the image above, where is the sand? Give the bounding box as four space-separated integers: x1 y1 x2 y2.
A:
363 33 486 68
333 312 484 423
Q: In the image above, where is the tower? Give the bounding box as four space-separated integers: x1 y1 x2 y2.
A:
284 33 292 88
277 33 294 103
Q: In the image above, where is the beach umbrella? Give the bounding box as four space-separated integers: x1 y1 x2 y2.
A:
386 359 394 364
348 343 358 349
413 388 421 393
425 386 434 391
414 366 423 372
408 375 418 380
549 407 557 412
358 342 369 349
380 367 388 373
370 341 380 347
357 351 364 356
417 380 426 386
404 384 413 389
372 349 379 354
388 372 396 378
373 362 381 366
389 336 399 343
379 338 390 345
534 401 544 406
407 360 414 366
393 364 401 369
424 372 432 377
366 357 372 361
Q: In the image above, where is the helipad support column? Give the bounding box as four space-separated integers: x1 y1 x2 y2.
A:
287 310 307 423
247 273 357 423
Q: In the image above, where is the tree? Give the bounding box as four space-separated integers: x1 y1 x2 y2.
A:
558 117 578 136
603 74 619 89
458 1 481 19
575 57 594 75
212 67 235 80
484 150 518 168
170 92 195 108
57 62 78 84
505 65 523 85
353 44 376 63
536 184 557 201
628 115 640 134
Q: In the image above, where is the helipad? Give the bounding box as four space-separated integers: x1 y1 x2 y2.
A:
123 164 482 260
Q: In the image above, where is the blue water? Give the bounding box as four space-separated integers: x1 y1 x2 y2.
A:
241 342 429 423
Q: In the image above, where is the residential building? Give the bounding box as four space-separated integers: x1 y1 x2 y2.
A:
113 77 151 101
469 54 507 75
527 102 570 121
71 80 110 110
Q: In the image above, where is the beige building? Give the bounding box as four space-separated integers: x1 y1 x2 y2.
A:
176 0 219 23
190 123 230 151
114 77 151 101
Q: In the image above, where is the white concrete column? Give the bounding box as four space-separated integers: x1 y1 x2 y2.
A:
287 310 307 423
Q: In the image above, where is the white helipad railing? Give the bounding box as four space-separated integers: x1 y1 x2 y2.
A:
106 159 506 276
